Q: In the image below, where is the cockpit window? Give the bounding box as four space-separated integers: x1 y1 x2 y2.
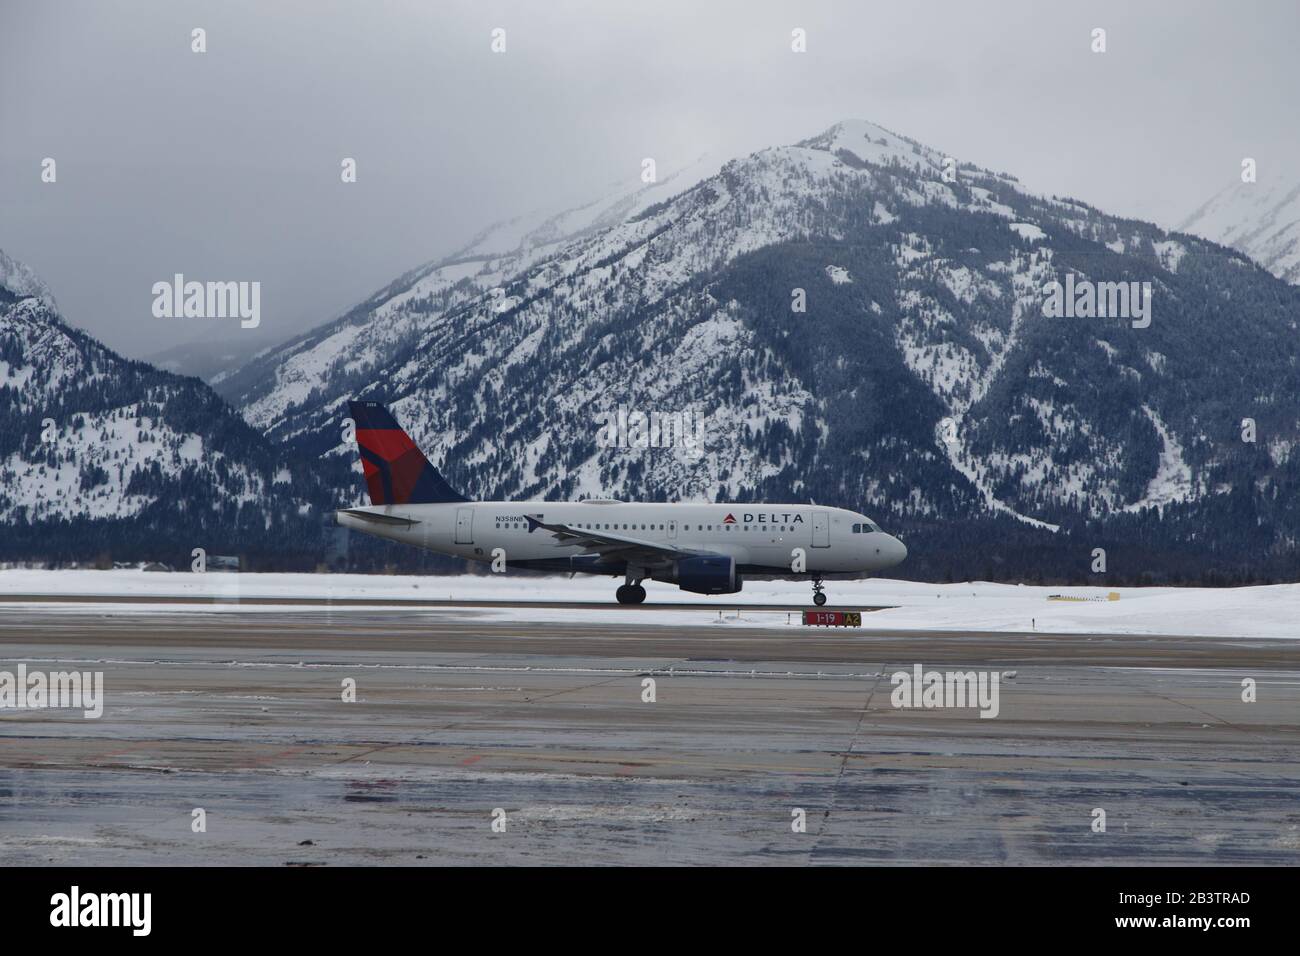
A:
855 519 882 533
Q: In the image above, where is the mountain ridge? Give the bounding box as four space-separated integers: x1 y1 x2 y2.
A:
1180 176 1300 284
4 119 1298 583
209 118 1300 581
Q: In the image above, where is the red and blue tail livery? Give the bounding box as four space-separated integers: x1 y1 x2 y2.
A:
348 401 468 506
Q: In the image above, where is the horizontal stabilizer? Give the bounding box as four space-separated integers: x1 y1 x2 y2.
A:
336 508 421 527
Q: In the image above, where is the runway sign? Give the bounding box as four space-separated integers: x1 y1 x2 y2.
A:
802 610 862 626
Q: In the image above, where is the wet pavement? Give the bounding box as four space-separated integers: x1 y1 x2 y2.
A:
1 607 1296 865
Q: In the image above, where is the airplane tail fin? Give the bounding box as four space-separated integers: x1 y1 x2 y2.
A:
347 400 469 506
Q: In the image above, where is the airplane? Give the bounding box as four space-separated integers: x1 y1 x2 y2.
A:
335 401 907 605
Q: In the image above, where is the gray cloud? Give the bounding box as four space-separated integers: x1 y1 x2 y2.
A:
2 0 1297 360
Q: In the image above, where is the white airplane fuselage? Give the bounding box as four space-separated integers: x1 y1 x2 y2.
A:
338 399 908 603
337 499 907 581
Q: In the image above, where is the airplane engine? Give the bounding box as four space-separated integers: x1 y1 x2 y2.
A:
674 555 741 594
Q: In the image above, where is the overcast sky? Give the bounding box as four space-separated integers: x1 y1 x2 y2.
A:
2 0 1297 360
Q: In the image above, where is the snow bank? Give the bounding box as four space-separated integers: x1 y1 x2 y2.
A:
1 570 1297 639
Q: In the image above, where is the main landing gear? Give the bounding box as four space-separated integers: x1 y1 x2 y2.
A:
811 575 827 607
616 581 647 605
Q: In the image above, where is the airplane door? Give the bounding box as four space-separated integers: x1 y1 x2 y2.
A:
455 507 474 544
667 520 677 540
812 510 830 548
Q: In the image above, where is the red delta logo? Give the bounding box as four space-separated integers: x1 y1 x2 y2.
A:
722 513 737 524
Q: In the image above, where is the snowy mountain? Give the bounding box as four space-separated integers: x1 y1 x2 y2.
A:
217 119 1300 581
0 248 58 311
1180 178 1300 285
211 153 720 409
144 333 278 383
0 254 332 564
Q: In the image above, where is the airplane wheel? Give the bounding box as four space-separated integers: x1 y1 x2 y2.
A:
616 584 647 605
813 592 827 607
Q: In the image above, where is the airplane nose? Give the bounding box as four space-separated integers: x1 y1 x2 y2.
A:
867 532 907 568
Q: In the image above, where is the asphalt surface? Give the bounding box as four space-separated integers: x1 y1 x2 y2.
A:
0 594 895 612
1 606 1296 865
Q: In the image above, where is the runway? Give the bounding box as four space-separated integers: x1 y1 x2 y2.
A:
0 593 895 612
1 605 1297 865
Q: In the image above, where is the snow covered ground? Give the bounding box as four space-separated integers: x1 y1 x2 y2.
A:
1 570 1298 640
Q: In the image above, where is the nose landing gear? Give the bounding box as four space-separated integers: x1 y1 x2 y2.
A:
811 575 827 607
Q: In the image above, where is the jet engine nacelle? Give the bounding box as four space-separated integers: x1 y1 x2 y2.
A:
674 555 741 594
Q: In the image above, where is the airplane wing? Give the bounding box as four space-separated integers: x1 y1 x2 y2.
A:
524 514 702 568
